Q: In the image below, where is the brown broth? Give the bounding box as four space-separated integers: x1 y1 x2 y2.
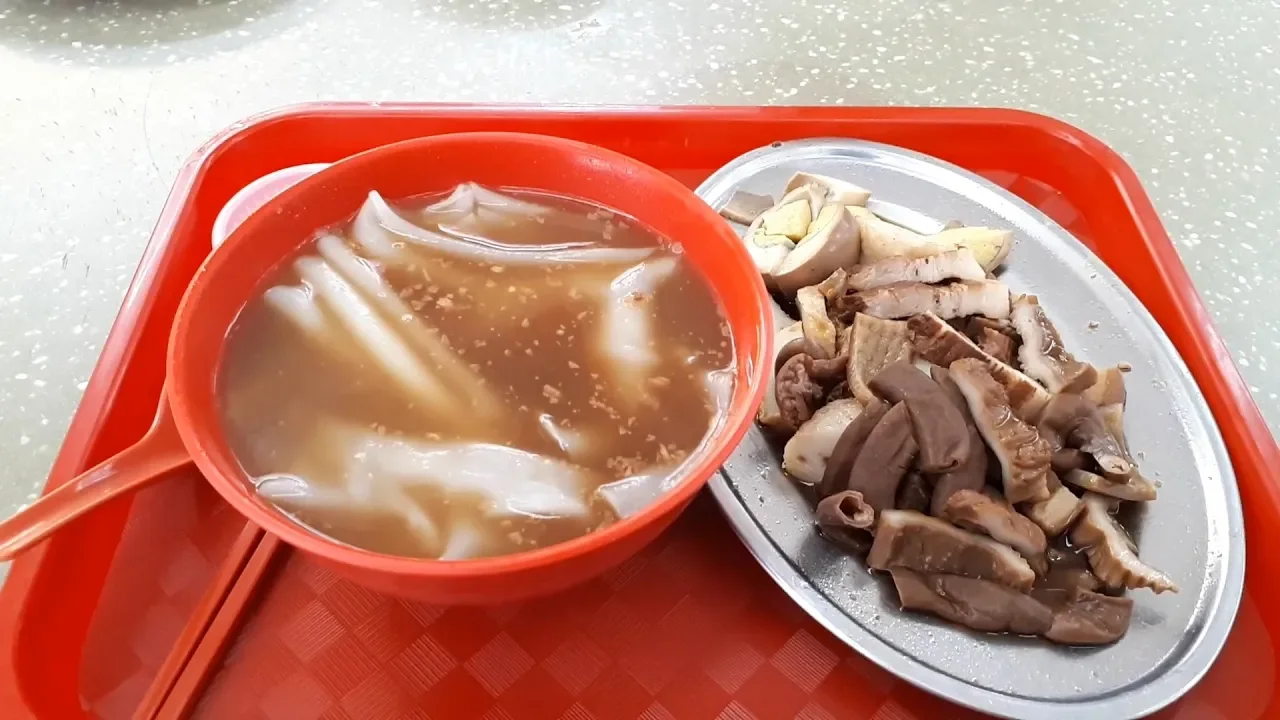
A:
217 187 734 560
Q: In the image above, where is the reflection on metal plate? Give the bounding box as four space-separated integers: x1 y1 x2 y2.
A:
696 139 1245 720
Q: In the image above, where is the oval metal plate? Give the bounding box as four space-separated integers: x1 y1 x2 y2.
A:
695 139 1245 720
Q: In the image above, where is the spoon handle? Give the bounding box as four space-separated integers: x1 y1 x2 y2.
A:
0 399 190 562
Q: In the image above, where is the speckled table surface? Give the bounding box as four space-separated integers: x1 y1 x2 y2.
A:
0 0 1276 521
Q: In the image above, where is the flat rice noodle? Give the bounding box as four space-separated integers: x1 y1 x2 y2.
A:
702 367 736 421
263 285 326 336
596 465 680 519
438 520 486 561
600 257 680 405
294 256 462 417
350 436 593 519
430 183 627 240
423 183 553 225
315 234 503 423
537 413 594 461
254 472 440 550
262 282 418 380
354 191 652 268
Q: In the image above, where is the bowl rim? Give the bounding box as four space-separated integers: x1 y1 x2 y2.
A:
168 131 774 578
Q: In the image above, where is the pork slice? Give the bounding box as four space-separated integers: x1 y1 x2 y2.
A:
1010 294 1098 393
868 510 1036 591
908 312 1051 422
844 280 1011 320
1083 366 1130 453
1044 588 1133 646
977 326 1016 366
941 489 1048 576
1039 392 1130 476
890 568 1053 635
1020 481 1084 538
948 359 1053 504
1071 493 1178 594
1062 468 1157 502
843 248 987 291
718 190 775 224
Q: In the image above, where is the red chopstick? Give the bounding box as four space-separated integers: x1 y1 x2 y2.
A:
149 534 283 720
133 524 265 720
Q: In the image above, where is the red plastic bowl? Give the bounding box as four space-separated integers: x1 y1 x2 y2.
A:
0 132 774 604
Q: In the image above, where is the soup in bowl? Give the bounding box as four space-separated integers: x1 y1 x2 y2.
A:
169 133 773 603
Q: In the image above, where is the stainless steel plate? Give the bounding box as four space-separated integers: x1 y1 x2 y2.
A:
695 139 1245 720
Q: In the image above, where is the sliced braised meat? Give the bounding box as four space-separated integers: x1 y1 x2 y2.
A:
1038 393 1130 476
774 354 824 432
1083 365 1128 407
782 399 863 486
941 489 1048 576
841 280 1011 321
967 315 1018 342
1047 567 1102 594
817 266 849 303
868 510 1036 591
927 366 989 516
818 399 889 498
1071 493 1178 593
948 359 1052 504
896 472 933 514
1021 483 1084 537
908 312 1052 422
1035 545 1103 601
1031 544 1103 608
1077 369 1154 501
816 490 876 553
843 248 986 292
718 190 775 224
1051 448 1087 473
1097 405 1130 460
846 313 913 406
889 568 1053 635
977 326 1016 365
1083 366 1131 455
846 402 918 513
1062 468 1157 502
1044 588 1133 646
869 362 971 473
796 285 838 359
908 312 997 367
1010 295 1098 393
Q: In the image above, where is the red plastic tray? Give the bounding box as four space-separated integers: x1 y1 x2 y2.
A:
2 105 1276 720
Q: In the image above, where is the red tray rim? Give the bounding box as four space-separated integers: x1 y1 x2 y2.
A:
1 103 1275 719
